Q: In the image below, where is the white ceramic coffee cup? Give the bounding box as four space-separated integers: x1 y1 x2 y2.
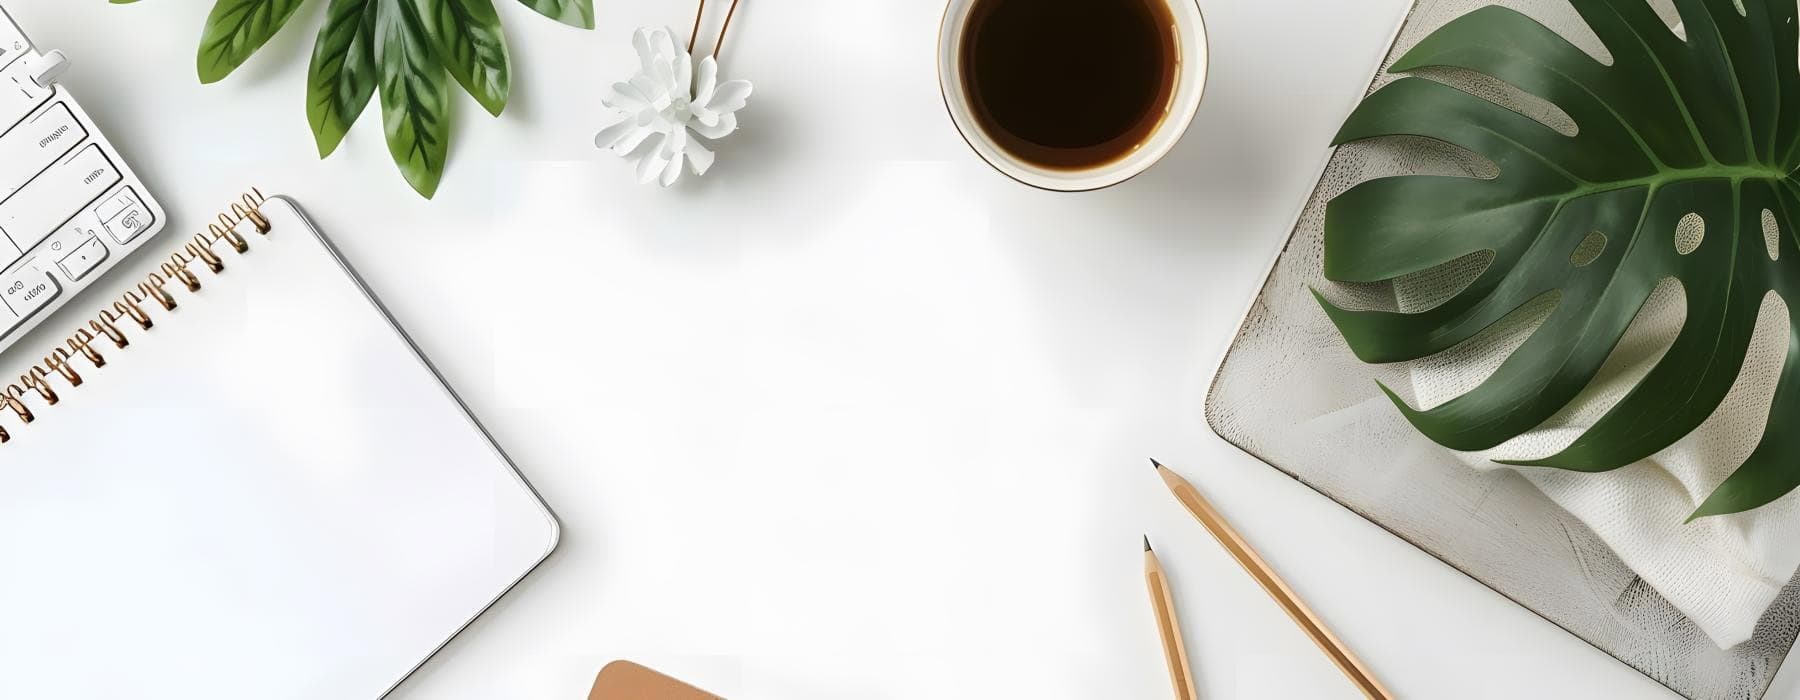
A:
937 0 1208 192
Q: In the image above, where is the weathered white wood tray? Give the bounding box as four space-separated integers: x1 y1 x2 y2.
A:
1206 1 1800 697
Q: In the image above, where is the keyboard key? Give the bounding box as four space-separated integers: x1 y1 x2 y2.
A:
0 70 49 134
0 144 118 252
0 8 27 72
104 203 153 244
55 207 102 243
55 236 105 281
95 186 139 223
0 263 58 331
0 102 85 202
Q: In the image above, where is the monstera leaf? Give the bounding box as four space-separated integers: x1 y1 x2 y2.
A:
115 0 591 197
1318 0 1800 520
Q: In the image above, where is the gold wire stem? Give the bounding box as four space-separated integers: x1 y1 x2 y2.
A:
688 0 744 58
714 0 742 58
688 0 706 52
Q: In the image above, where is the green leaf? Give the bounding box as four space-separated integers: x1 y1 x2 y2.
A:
410 0 510 116
515 0 592 30
1318 0 1800 519
376 0 450 198
307 0 379 157
197 0 309 83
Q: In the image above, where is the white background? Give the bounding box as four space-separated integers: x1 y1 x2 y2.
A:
7 0 1767 697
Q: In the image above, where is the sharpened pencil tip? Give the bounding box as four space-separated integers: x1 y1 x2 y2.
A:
1143 535 1152 551
1150 458 1165 470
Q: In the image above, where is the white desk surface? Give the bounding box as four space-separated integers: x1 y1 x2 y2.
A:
10 1 1774 698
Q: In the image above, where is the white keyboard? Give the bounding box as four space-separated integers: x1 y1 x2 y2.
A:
0 6 165 357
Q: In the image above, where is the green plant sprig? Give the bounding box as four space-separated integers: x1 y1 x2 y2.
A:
114 0 594 198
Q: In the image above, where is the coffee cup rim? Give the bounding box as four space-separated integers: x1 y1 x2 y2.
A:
936 0 1209 192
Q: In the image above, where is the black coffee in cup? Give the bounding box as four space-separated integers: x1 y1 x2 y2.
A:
959 0 1180 171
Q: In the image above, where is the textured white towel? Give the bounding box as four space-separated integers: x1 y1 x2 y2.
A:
1399 265 1800 649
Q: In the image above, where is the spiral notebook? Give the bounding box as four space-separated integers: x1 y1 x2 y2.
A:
0 192 561 699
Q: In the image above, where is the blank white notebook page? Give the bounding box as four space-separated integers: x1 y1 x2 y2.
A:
0 196 559 699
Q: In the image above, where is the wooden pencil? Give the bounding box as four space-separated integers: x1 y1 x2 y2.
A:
1152 459 1393 700
1144 536 1199 700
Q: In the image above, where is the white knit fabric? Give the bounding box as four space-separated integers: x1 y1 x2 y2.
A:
1400 270 1800 649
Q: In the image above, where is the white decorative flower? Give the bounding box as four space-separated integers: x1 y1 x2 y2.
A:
595 26 754 187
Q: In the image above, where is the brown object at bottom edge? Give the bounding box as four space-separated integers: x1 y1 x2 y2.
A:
589 660 722 700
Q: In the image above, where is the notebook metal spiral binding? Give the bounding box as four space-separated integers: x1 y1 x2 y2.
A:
0 189 272 443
